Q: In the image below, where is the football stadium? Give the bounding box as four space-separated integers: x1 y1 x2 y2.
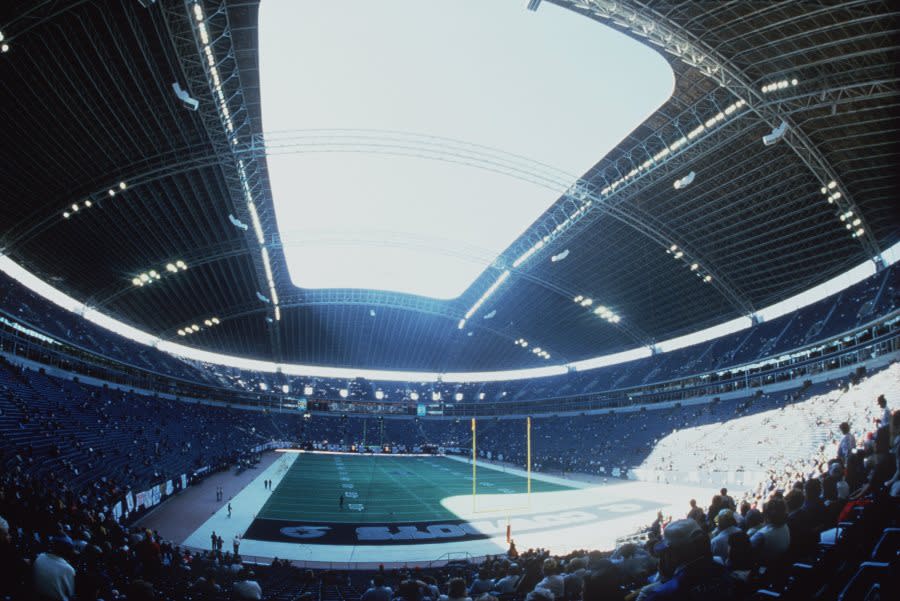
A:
0 0 899 599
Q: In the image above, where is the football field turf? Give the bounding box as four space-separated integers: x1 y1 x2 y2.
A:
257 453 571 524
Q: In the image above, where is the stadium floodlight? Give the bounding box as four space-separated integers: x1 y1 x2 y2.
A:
281 384 290 393
171 81 199 111
375 390 384 400
762 120 788 146
303 385 313 396
166 263 177 273
108 189 115 197
339 388 348 398
228 214 249 231
410 392 420 401
62 212 70 219
211 317 220 324
118 181 127 190
204 319 212 326
132 277 142 286
84 200 92 208
139 273 150 282
177 329 185 336
176 260 187 270
551 249 570 262
673 171 695 190
71 204 79 212
1 44 8 53
454 392 463 401
478 392 485 400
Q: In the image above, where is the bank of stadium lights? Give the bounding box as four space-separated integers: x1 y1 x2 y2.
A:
132 260 187 287
1 30 8 53
820 181 866 239
460 100 748 324
176 316 220 337
513 338 529 348
761 78 799 94
191 2 280 322
666 245 714 284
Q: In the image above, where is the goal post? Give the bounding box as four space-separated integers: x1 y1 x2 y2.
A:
471 416 532 513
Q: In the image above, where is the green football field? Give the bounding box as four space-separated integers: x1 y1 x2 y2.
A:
257 453 572 524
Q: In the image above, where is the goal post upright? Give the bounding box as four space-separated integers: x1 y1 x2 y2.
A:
527 416 532 497
471 417 477 511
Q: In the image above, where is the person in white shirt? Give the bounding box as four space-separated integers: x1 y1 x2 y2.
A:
33 538 76 601
837 422 856 464
534 558 565 599
751 497 791 566
877 395 891 428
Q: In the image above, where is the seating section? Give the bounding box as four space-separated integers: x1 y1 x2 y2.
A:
1 264 897 407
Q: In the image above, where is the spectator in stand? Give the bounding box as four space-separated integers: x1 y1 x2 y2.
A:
709 509 741 560
233 568 263 600
876 395 890 428
751 497 790 566
439 577 471 601
785 489 815 559
802 478 825 530
469 568 494 596
534 558 565 599
361 573 393 601
719 488 736 511
837 422 856 464
830 463 850 500
493 563 521 594
582 563 625 601
686 499 705 528
643 519 736 600
849 426 894 500
33 537 76 601
563 557 587 599
724 531 755 595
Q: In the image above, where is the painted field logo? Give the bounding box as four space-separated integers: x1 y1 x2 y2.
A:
280 525 331 539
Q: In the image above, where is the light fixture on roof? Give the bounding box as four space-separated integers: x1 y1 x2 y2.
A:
1 44 8 53
703 274 713 283
139 273 150 283
118 181 127 190
204 319 212 326
166 263 177 273
108 189 116 197
551 249 570 262
132 278 142 287
62 212 70 219
177 329 185 336
673 171 695 190
176 260 187 270
690 263 699 271
762 120 789 146
191 324 199 331
172 81 200 111
84 200 92 208
71 204 79 212
211 317 220 324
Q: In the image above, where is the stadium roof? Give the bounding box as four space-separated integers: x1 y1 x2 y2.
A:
0 0 897 374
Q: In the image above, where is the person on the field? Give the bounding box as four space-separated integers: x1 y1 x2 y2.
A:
339 493 345 509
227 502 232 518
233 534 241 556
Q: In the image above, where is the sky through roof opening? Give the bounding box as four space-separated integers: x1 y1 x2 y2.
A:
259 0 674 300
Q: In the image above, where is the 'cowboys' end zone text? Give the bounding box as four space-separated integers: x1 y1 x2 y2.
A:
242 501 655 545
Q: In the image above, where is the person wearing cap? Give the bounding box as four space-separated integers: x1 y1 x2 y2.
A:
34 537 76 601
709 509 741 561
642 519 736 601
